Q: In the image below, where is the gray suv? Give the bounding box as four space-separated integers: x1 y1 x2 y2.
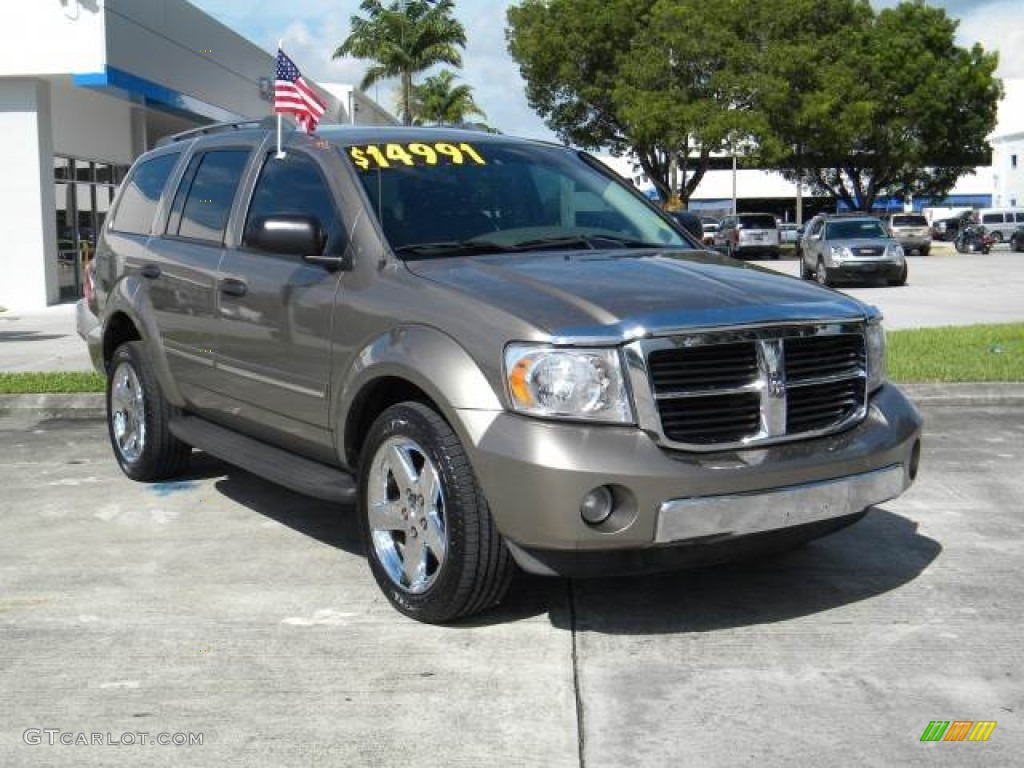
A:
800 214 907 286
78 119 922 622
884 213 931 255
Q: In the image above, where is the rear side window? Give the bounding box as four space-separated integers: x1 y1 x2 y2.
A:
982 213 1004 224
109 153 180 235
739 214 776 229
166 149 250 243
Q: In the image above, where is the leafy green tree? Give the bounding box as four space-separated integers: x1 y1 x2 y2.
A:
334 0 466 126
750 0 1001 211
507 0 753 207
508 0 1001 212
410 69 487 126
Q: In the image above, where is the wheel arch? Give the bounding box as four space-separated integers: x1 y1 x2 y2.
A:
334 326 503 468
101 277 185 407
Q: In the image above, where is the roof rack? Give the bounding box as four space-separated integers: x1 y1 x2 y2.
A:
156 115 296 146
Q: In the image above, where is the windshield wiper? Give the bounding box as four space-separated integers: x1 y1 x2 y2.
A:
508 234 665 251
393 240 514 259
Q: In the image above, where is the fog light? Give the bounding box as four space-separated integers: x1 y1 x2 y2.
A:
580 486 614 525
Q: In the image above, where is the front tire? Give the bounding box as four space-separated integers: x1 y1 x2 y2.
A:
888 262 908 286
106 341 190 481
815 258 831 287
358 402 513 623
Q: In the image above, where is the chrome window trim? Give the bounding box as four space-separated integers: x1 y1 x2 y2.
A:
625 321 868 452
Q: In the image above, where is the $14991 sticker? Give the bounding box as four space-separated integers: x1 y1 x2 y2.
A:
348 142 486 170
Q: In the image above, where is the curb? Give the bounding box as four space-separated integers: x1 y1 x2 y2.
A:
899 383 1024 406
0 393 105 419
1 384 1023 419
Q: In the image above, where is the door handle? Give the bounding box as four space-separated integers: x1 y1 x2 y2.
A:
219 277 248 297
140 264 161 279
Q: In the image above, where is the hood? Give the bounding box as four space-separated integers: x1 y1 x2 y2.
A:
404 249 870 339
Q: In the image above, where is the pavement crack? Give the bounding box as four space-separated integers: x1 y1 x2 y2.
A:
568 579 586 768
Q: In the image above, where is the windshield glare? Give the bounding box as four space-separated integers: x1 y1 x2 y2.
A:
826 220 887 239
344 141 691 256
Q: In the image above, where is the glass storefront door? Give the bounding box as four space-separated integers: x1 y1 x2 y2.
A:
53 156 127 302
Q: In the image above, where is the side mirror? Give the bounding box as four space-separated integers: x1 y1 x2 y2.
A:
247 215 323 256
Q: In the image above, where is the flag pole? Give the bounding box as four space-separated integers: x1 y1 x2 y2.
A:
276 40 286 158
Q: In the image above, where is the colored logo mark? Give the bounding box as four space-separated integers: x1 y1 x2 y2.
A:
920 721 997 742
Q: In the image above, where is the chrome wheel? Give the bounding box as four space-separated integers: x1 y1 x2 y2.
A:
367 436 448 594
110 361 146 464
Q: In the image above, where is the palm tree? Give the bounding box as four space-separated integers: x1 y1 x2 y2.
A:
411 69 487 126
334 0 466 126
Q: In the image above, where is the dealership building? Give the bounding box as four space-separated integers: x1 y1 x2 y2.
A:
0 0 393 310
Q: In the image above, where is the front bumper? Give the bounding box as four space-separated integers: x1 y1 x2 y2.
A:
75 299 104 375
458 384 921 575
828 259 904 282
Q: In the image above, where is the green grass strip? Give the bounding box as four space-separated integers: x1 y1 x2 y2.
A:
0 323 1021 392
0 371 105 394
888 323 1024 382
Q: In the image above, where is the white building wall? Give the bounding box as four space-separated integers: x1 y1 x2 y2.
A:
50 77 135 164
991 134 1024 208
3 0 105 77
0 80 58 309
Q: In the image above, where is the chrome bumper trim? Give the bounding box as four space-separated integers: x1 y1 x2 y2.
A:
655 465 905 543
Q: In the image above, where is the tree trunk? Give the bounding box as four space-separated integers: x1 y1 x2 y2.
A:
402 71 413 126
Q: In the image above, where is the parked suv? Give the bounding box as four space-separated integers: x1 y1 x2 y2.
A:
977 208 1024 244
714 213 781 259
799 213 907 286
883 213 931 255
78 119 921 623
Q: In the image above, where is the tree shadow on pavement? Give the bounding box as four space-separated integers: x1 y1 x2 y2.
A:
547 507 941 635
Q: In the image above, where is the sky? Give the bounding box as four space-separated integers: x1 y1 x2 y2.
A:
189 0 1023 142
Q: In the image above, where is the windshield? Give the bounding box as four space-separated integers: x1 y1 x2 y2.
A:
826 219 886 239
342 139 691 257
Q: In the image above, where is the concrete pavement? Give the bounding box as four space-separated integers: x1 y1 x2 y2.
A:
1 404 1021 766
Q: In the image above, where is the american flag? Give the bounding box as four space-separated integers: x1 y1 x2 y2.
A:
274 49 327 133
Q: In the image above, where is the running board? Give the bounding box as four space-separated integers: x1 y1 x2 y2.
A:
170 415 356 503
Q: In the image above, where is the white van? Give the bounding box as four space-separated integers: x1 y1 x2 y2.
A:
976 208 1024 243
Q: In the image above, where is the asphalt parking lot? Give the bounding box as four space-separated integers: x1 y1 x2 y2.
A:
1 400 1021 767
757 244 1024 330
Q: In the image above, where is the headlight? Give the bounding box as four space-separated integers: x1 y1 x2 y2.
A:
830 245 853 263
504 344 633 423
865 317 887 392
886 243 905 259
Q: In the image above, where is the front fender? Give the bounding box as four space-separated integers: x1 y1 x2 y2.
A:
102 276 185 408
333 325 503 462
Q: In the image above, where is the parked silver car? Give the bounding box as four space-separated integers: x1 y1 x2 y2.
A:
799 214 907 286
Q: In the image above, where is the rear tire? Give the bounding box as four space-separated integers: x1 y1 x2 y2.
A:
799 258 813 280
358 402 513 623
106 341 190 481
919 246 930 256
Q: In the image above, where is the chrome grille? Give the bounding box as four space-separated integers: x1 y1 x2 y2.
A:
628 323 868 451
